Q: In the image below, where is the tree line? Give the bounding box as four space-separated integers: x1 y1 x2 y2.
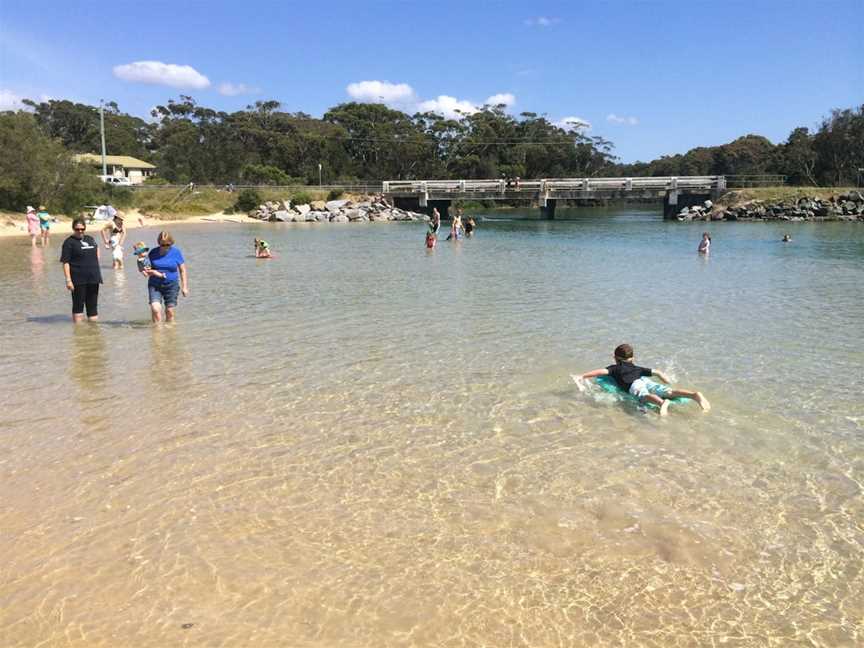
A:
0 97 861 212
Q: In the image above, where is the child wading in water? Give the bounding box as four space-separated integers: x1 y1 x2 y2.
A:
254 238 272 258
698 232 711 254
581 343 710 416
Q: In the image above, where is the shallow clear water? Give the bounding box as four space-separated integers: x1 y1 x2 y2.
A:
1 208 862 646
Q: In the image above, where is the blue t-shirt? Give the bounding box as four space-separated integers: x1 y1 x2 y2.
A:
148 246 185 285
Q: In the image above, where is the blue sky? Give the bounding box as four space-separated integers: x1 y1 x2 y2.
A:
1 0 861 162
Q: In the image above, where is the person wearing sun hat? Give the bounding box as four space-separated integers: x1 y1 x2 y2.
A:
25 206 39 246
132 241 151 273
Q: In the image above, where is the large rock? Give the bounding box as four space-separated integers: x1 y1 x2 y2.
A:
331 213 349 223
315 212 331 222
271 210 291 222
311 200 327 211
296 204 311 215
304 212 318 222
326 199 349 211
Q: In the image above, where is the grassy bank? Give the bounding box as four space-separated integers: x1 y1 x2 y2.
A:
719 186 857 207
131 187 333 219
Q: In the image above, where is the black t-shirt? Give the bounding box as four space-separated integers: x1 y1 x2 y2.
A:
60 235 103 284
606 361 652 391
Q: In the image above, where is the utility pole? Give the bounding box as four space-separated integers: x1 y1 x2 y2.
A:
99 100 107 177
318 163 322 187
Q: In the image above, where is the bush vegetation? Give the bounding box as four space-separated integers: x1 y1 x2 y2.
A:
234 188 262 212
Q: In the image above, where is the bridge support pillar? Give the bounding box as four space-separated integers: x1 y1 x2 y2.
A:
663 190 679 219
540 199 557 219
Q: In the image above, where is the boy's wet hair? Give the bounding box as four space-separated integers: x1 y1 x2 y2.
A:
614 343 633 362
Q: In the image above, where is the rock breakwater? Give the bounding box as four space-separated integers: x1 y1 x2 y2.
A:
249 196 427 223
678 191 864 222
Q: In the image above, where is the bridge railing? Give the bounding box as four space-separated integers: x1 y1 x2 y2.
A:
384 176 725 194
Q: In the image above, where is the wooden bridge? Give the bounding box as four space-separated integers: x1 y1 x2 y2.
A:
383 176 727 218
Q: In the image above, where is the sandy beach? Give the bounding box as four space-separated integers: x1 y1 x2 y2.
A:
0 208 260 239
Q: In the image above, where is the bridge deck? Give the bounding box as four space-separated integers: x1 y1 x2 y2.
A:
383 176 725 202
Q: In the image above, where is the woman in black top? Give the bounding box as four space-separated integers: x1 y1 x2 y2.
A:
60 218 103 323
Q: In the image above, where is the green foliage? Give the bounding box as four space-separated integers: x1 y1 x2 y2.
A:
0 111 105 214
24 98 153 159
234 188 261 212
291 191 313 205
327 188 344 200
616 105 863 187
241 163 292 185
3 95 862 219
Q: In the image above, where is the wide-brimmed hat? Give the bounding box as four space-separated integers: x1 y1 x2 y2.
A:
26 206 35 213
132 242 149 255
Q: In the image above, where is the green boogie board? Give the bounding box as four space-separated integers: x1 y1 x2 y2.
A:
594 376 690 410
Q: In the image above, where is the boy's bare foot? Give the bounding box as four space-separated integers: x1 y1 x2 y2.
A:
695 392 711 411
659 400 670 417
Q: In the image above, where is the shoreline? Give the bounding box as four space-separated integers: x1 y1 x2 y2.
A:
0 208 263 240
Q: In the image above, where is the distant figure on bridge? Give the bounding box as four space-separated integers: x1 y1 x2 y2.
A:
698 232 711 255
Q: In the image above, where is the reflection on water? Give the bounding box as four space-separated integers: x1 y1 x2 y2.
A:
0 211 863 646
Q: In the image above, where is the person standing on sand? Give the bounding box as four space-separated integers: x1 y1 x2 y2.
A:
145 231 189 323
25 206 39 246
60 218 102 323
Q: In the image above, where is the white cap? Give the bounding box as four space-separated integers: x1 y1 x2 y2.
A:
26 205 35 212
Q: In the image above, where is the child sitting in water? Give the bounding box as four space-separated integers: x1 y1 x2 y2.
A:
581 343 710 416
254 238 272 258
425 230 437 249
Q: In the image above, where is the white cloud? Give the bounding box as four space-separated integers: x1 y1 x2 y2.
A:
607 113 639 126
485 93 515 108
113 61 211 89
218 82 260 96
0 89 27 111
346 80 416 104
524 16 561 27
555 116 591 131
417 95 480 119
0 89 52 111
346 80 517 120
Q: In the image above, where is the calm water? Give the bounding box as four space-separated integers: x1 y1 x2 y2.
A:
1 207 862 647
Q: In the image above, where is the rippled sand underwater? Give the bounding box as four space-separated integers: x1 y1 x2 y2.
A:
1 212 863 646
